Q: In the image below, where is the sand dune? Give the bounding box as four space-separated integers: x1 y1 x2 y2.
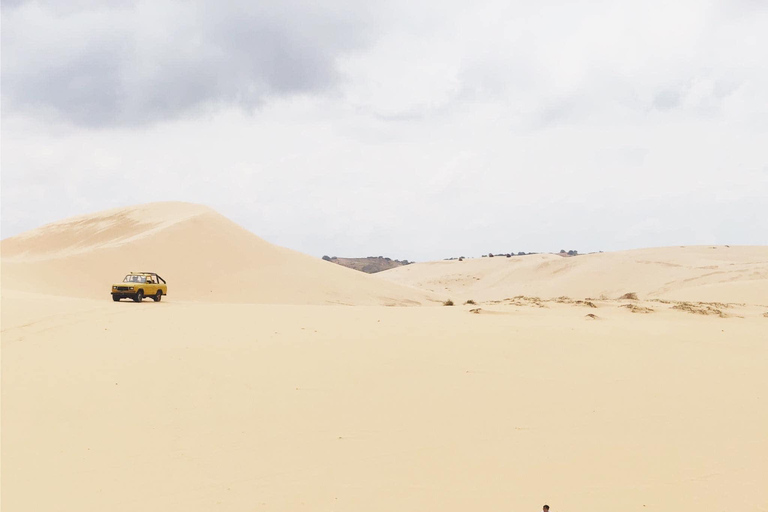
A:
2 205 767 512
379 246 768 305
1 202 438 306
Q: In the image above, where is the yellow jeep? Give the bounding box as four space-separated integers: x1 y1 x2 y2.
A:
111 272 167 302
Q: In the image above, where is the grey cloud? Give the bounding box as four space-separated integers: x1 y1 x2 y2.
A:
3 0 768 259
652 89 681 111
1 0 377 127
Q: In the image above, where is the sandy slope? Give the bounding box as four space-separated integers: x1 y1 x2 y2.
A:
379 246 768 305
2 291 767 512
2 204 767 511
1 202 437 306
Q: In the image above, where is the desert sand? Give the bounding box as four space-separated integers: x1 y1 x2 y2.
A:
379 246 768 305
0 202 437 306
2 202 767 512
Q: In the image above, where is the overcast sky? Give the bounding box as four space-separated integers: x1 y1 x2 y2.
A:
2 0 766 260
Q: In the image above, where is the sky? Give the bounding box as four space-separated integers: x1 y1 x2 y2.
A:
2 0 767 261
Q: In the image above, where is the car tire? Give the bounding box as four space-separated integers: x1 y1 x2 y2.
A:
112 295 120 302
134 290 144 302
154 290 162 302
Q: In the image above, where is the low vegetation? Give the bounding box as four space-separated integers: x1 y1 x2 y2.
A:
484 251 539 258
670 302 729 318
620 304 655 314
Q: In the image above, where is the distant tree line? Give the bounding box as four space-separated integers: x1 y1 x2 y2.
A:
483 251 539 258
445 249 582 260
327 250 584 264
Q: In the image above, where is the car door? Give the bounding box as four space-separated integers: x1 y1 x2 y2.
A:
144 277 157 296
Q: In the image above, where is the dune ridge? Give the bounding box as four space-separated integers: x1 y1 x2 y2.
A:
1 202 439 306
378 246 768 305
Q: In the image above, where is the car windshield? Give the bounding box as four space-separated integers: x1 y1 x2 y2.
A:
123 275 146 283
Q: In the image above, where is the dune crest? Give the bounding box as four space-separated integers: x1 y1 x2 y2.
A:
1 202 437 306
379 246 768 305
2 202 212 260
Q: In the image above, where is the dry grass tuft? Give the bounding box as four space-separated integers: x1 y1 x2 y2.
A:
671 302 728 318
620 304 654 314
555 296 597 308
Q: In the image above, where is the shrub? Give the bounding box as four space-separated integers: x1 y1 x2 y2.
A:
465 299 476 305
443 299 454 306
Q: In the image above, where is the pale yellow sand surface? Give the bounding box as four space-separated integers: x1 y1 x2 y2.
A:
379 246 768 305
1 202 438 306
2 203 767 511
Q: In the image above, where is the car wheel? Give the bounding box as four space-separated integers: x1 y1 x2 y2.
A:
134 290 144 302
154 290 162 302
112 295 120 302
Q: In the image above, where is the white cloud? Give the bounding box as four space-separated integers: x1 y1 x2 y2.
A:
2 0 767 259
